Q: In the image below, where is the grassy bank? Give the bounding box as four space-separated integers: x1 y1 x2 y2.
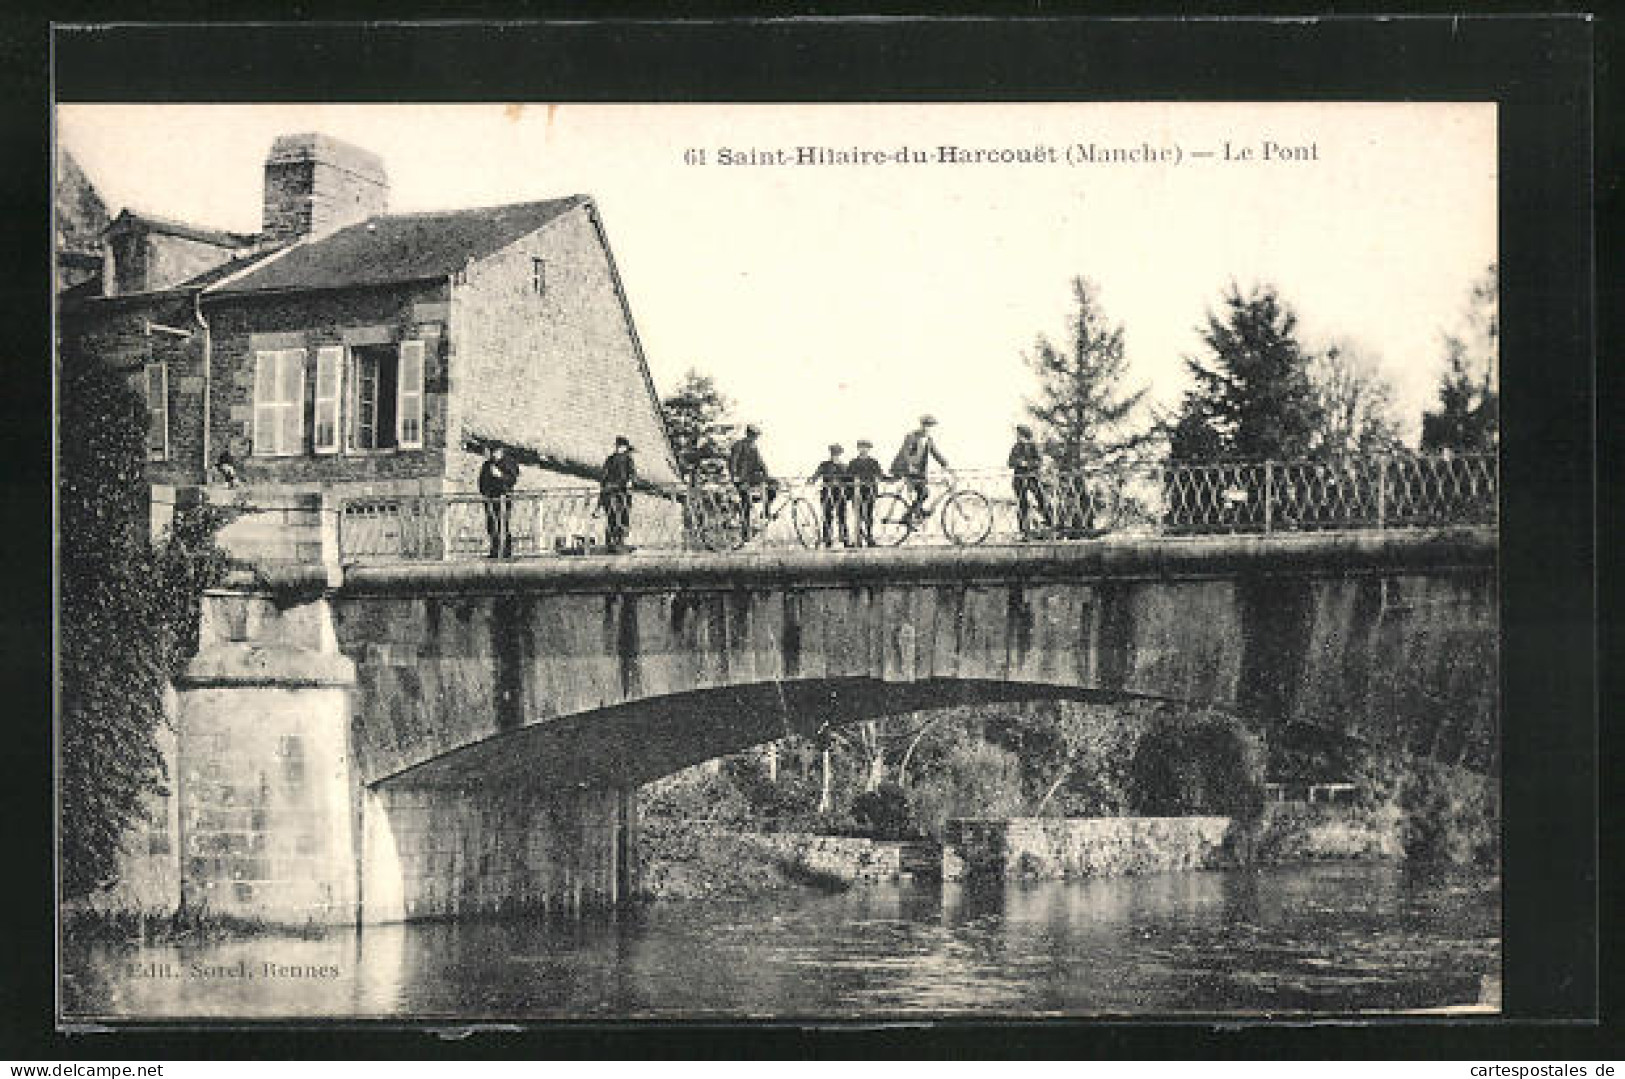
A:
61 902 327 946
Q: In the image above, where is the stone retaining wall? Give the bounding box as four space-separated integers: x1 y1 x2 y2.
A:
943 816 1236 881
745 832 904 883
635 825 926 900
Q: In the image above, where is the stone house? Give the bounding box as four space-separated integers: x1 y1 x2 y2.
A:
59 132 678 562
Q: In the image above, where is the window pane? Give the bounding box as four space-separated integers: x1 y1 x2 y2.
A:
315 347 341 398
315 401 336 451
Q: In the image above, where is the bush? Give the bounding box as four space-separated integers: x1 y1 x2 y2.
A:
907 738 1026 841
850 781 916 840
1127 711 1266 821
58 350 226 898
636 761 756 826
1398 758 1499 866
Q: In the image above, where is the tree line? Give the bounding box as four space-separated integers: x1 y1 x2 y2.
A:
662 264 1500 471
1027 265 1499 466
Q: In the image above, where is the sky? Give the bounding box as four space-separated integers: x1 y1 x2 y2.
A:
56 102 1496 470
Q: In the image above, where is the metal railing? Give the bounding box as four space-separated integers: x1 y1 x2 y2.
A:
337 454 1497 563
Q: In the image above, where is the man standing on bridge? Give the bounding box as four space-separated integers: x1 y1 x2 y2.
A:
600 436 637 553
847 439 885 546
808 443 852 548
478 444 520 558
729 424 777 541
1008 424 1053 537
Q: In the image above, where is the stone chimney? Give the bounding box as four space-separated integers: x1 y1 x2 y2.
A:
261 133 388 244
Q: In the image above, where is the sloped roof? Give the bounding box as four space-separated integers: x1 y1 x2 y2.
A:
209 197 587 294
105 208 257 248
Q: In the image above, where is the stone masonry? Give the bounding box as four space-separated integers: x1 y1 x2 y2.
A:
942 816 1237 881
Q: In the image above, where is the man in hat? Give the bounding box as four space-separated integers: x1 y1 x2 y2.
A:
599 436 637 552
478 443 521 558
808 443 852 548
846 439 885 546
891 414 949 523
728 424 777 541
1007 424 1053 537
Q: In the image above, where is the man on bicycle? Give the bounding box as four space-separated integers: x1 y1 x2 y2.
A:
729 424 778 540
891 414 949 524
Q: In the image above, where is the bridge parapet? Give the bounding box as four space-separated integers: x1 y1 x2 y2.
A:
335 454 1497 563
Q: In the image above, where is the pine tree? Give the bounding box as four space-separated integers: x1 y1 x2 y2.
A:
1022 277 1150 467
660 368 735 479
1421 263 1498 453
1171 282 1322 462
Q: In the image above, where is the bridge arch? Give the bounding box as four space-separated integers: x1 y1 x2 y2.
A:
332 530 1497 791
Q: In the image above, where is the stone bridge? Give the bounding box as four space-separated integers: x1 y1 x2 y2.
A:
164 528 1496 925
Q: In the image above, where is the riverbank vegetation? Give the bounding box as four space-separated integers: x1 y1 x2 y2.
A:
60 902 328 946
636 698 1500 874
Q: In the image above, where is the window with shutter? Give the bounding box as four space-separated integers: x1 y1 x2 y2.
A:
144 362 168 460
397 340 424 449
313 346 343 454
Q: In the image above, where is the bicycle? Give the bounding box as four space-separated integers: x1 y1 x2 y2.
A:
869 472 993 546
682 478 824 552
1030 466 1155 540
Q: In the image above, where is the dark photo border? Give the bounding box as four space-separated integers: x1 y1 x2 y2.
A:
7 12 1601 1059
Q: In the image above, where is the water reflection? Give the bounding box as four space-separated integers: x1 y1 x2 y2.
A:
63 863 1498 1020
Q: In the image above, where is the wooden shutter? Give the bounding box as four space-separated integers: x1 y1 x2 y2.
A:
144 363 168 460
396 340 425 449
278 349 306 455
313 346 343 454
252 350 278 455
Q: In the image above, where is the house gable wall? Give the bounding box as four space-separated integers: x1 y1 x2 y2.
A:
446 203 676 490
147 233 244 295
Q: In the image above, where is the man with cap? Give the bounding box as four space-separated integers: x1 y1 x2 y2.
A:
1008 424 1053 537
808 443 852 548
599 436 637 552
845 439 885 546
478 443 521 558
891 414 950 524
728 424 777 541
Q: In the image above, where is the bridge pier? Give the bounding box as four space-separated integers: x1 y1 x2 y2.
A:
174 586 641 925
173 589 360 925
360 782 636 922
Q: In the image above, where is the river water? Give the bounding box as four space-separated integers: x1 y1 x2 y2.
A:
62 862 1498 1021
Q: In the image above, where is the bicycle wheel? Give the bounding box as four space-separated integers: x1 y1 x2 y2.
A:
1087 482 1125 535
688 491 742 552
870 492 915 547
942 489 993 546
789 498 823 549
